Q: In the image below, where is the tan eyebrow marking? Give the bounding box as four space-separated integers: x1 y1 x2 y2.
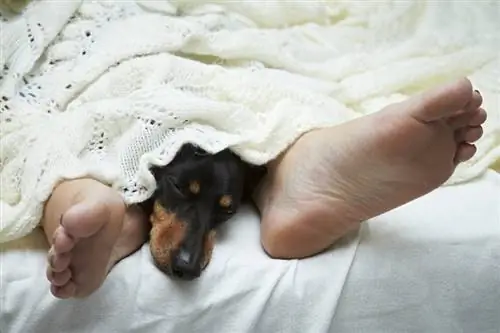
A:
219 195 232 208
189 180 200 194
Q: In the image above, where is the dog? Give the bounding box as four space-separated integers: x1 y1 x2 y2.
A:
142 143 265 280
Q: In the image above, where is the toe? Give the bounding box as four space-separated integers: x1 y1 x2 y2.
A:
409 77 473 122
48 250 72 273
448 108 486 129
50 269 72 287
62 200 124 239
52 226 76 253
464 90 483 112
46 266 71 286
51 282 76 299
468 108 487 127
46 265 53 282
455 126 483 143
454 143 477 164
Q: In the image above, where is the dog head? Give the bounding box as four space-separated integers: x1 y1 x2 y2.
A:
148 144 246 280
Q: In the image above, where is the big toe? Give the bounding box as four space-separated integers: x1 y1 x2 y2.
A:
62 199 124 239
407 77 473 122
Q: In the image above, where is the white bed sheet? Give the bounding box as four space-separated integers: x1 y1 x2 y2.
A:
1 171 499 333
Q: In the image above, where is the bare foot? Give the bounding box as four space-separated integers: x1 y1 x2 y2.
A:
255 78 487 259
42 179 148 299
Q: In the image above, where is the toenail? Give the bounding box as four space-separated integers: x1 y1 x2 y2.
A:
47 269 55 281
48 253 55 268
474 89 481 96
47 249 56 266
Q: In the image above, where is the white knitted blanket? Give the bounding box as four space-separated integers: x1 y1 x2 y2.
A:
1 0 499 243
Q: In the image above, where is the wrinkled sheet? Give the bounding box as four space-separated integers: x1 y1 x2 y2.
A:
1 171 499 333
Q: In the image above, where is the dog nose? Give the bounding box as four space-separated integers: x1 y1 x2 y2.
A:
170 249 201 280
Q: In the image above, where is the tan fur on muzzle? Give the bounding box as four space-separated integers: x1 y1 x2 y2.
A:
149 200 216 273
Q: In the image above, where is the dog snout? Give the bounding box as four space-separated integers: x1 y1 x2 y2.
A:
170 248 202 280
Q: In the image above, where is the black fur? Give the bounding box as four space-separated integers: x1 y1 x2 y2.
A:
142 143 266 279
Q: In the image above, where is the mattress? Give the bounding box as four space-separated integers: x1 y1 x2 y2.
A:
1 171 499 333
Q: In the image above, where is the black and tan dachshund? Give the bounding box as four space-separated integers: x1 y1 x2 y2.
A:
142 143 265 280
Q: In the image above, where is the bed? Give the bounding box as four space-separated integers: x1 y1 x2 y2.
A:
2 169 499 333
2 1 500 332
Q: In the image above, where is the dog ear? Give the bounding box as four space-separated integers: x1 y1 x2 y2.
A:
149 164 164 181
222 149 267 201
242 163 267 201
174 143 208 161
141 164 167 218
149 143 202 180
